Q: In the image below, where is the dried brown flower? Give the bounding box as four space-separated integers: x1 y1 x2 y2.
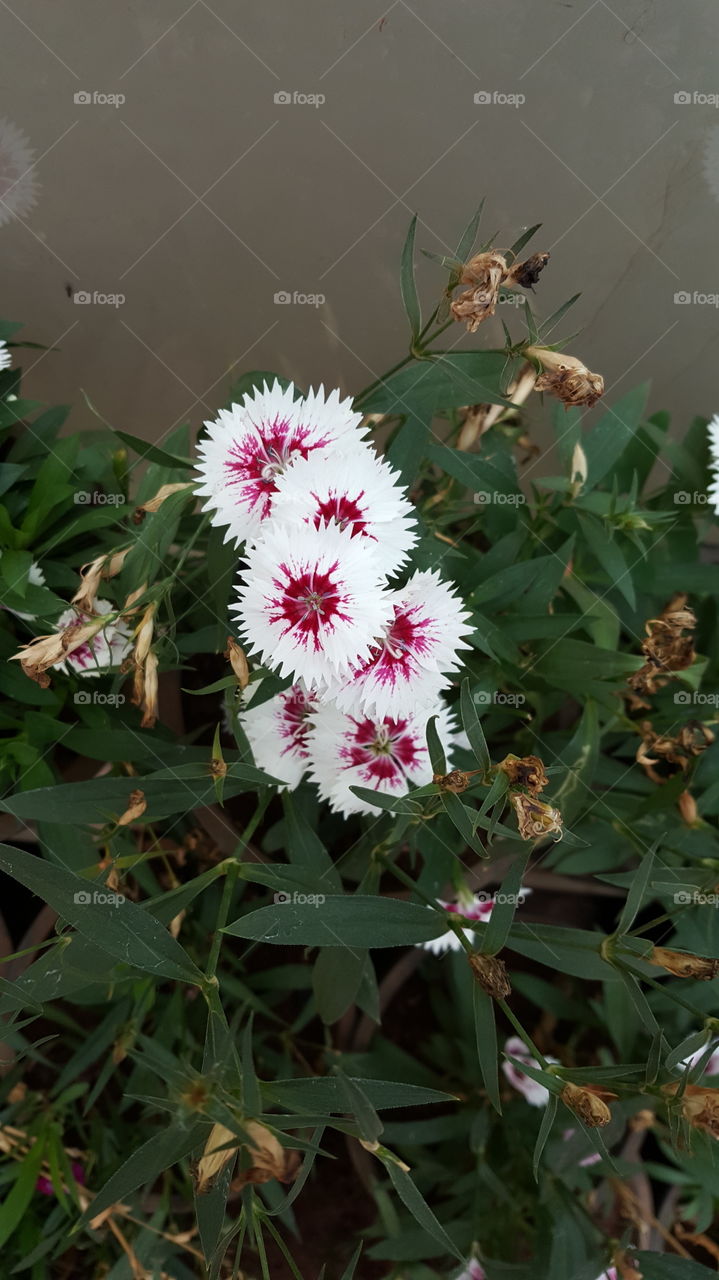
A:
636 720 714 783
433 769 471 794
525 345 604 408
71 547 132 613
451 251 507 332
505 251 550 289
468 952 511 999
664 1082 719 1139
678 790 700 826
560 1081 616 1127
629 594 697 695
117 789 147 827
133 482 194 524
197 1120 299 1194
139 651 159 729
9 614 110 687
497 753 549 794
510 793 563 841
649 946 719 981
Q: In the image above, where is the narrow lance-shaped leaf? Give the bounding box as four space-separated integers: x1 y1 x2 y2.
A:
473 985 502 1114
400 214 422 342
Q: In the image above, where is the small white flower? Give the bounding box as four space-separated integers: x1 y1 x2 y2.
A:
0 340 11 371
195 380 366 545
707 413 719 514
307 701 459 818
502 1035 558 1107
233 520 392 689
678 1040 719 1077
53 599 132 677
332 569 473 718
0 118 40 227
241 682 318 789
270 446 418 578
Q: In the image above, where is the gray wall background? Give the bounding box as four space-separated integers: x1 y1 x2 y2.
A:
2 1 718 446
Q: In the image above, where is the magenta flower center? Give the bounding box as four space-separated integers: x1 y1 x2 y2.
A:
313 492 370 538
279 687 316 758
269 564 350 648
226 416 330 521
341 715 424 785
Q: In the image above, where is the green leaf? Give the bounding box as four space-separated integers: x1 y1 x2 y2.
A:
1 774 263 824
455 199 485 263
361 352 512 417
582 384 649 490
0 844 204 985
349 787 422 815
617 843 657 934
460 677 491 776
78 1120 208 1226
635 1252 718 1279
313 947 368 1024
533 1093 557 1179
400 214 421 341
113 430 193 468
383 1159 463 1262
224 895 444 949
0 1128 46 1248
263 1077 454 1113
425 714 446 775
508 221 542 258
473 985 501 1113
480 852 530 956
441 792 487 857
335 1069 383 1144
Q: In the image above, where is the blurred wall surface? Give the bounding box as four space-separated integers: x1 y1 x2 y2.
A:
2 0 718 445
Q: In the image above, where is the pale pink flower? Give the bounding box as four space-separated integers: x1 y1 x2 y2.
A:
332 569 473 718
270 446 417 578
421 888 532 955
234 520 392 689
455 1262 486 1280
241 682 318 789
502 1035 558 1107
679 1040 719 1076
195 381 366 545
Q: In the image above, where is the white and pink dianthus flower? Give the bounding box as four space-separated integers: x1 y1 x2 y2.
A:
502 1035 559 1107
0 339 11 371
195 381 366 545
332 569 473 718
233 520 392 689
421 887 532 956
270 447 417 578
307 701 458 817
241 682 318 789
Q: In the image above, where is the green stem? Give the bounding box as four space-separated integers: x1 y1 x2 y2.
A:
498 1000 550 1070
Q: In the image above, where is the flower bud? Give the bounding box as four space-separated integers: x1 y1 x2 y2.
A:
133 604 156 666
140 651 159 729
649 947 719 981
560 1081 615 1127
117 789 147 828
468 952 511 999
225 637 250 689
133 481 194 524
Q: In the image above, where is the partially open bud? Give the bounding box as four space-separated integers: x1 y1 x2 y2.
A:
133 604 156 667
497 754 548 794
71 546 131 614
678 790 700 826
510 793 563 841
451 252 507 332
560 1081 616 1127
525 346 604 409
649 947 719 981
468 952 511 999
225 637 250 689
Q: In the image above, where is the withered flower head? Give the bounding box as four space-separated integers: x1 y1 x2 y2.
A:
560 1081 616 1127
71 546 132 614
9 614 109 688
451 251 508 332
505 251 550 289
510 793 563 842
196 1120 299 1195
117 789 146 828
497 754 548 794
525 345 604 409
649 946 719 981
629 594 697 695
139 651 159 729
133 481 194 524
678 790 700 826
637 720 714 783
665 1082 719 1140
433 769 471 794
468 952 511 999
